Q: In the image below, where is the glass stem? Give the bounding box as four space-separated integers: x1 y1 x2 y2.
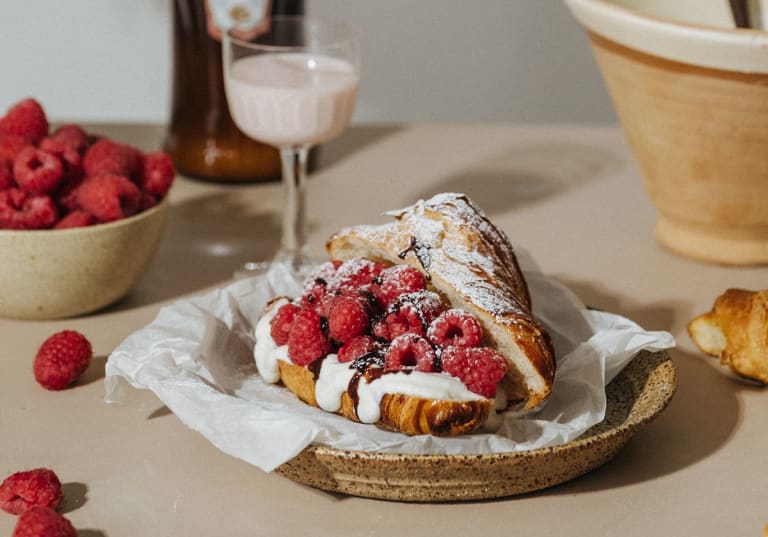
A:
279 145 310 267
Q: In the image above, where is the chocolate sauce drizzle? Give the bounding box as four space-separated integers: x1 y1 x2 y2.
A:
308 357 325 381
398 235 432 279
347 349 386 414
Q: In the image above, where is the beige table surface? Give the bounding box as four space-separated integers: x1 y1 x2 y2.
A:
1 124 766 537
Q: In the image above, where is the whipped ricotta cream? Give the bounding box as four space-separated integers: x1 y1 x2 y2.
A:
253 299 290 384
253 301 487 424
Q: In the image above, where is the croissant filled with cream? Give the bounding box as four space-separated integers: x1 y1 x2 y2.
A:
254 193 556 436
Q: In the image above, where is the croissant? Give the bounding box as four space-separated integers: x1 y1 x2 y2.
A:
327 192 556 408
254 193 556 436
687 288 768 384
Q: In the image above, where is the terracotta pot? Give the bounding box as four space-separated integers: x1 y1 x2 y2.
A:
566 0 768 264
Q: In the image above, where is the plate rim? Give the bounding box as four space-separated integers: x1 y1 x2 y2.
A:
276 349 677 499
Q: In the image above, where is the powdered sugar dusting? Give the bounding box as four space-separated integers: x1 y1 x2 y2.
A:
386 193 532 325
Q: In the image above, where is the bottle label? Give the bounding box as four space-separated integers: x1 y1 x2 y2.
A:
205 0 271 41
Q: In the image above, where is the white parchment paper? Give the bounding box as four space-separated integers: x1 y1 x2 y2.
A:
105 253 675 472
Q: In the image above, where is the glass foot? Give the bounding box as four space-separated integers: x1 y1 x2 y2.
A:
234 261 272 280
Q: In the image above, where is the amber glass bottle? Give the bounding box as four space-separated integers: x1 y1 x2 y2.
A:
165 0 303 182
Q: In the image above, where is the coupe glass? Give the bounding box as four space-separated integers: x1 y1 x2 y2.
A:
223 17 361 278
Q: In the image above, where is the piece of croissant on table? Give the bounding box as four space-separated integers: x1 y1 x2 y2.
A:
687 288 768 384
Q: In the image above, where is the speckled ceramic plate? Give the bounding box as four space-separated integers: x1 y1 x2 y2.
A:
275 349 676 501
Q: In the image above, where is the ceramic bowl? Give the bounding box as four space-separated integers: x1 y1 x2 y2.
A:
565 0 768 264
0 199 168 320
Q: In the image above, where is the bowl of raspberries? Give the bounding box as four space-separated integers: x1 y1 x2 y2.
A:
0 98 175 319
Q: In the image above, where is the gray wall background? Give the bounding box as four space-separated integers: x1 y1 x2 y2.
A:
0 1 616 124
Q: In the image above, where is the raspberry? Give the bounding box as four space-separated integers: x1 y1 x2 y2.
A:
337 335 380 363
13 146 64 195
440 346 508 398
0 157 13 189
33 330 93 390
303 260 341 290
0 98 48 145
0 189 57 230
269 302 300 346
0 468 62 514
287 308 331 366
375 264 426 307
312 291 340 318
383 290 444 339
53 210 95 229
384 334 437 372
140 152 175 197
0 135 29 161
12 506 76 537
299 278 330 310
427 309 483 348
138 191 159 211
76 174 140 222
50 124 89 153
55 179 83 212
328 295 369 343
39 138 84 183
383 303 424 338
330 257 385 292
372 320 391 340
83 139 142 179
0 188 23 204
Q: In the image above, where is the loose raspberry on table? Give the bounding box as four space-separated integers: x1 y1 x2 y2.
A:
337 335 380 363
13 146 64 195
427 309 483 348
0 189 57 230
374 264 426 307
53 210 95 230
287 308 331 366
12 506 76 537
328 295 370 344
0 98 49 145
76 174 140 222
50 124 89 153
33 330 93 391
384 334 437 372
0 134 29 161
140 152 175 197
270 302 300 346
83 139 142 179
383 290 444 339
440 346 508 398
0 468 62 515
